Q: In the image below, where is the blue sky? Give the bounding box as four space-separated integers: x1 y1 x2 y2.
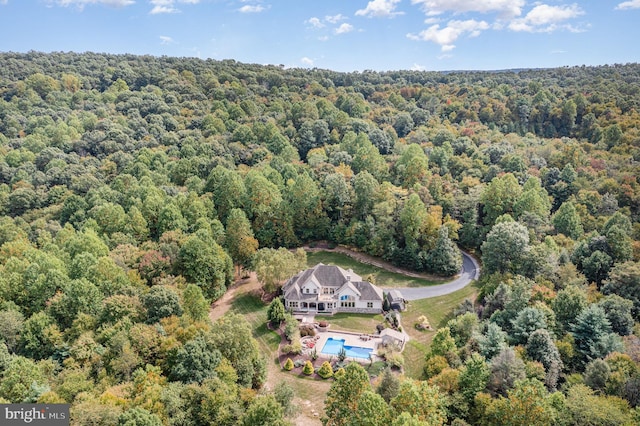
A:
0 0 639 71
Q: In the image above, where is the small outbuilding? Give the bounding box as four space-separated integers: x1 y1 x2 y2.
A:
380 328 407 349
385 290 406 311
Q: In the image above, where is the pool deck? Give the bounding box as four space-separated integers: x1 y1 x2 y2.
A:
302 328 383 362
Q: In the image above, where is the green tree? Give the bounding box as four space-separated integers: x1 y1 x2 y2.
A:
427 226 462 276
428 327 457 358
350 391 392 426
597 294 634 336
143 285 183 323
267 298 286 326
210 313 266 388
488 347 526 397
390 379 446 425
19 312 61 360
178 235 233 300
253 247 306 293
602 261 640 320
118 408 163 426
458 353 490 402
242 394 286 426
324 362 371 426
483 379 557 426
206 166 246 222
0 308 24 353
525 329 562 390
171 334 221 383
225 208 259 273
552 285 588 334
182 284 209 321
0 356 48 402
303 360 315 375
477 322 507 360
572 304 623 368
481 174 522 226
552 201 583 239
481 221 530 275
511 307 548 345
273 381 295 416
565 384 635 425
377 367 401 403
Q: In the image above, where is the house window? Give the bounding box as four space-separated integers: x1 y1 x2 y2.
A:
367 302 373 308
289 301 299 308
313 288 317 294
340 301 355 308
305 288 309 294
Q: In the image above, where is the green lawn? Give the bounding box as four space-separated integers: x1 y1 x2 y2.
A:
306 251 443 288
321 312 385 334
401 282 479 379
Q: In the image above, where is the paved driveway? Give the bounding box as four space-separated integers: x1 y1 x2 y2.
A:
382 251 479 300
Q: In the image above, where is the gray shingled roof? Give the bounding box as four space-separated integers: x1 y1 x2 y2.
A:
353 281 383 301
283 263 381 302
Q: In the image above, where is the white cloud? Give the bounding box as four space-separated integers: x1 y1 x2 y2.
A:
239 4 265 13
0 0 8 5
318 35 329 41
407 19 489 51
325 14 346 24
301 57 314 66
411 0 525 19
335 23 354 34
49 0 135 7
151 5 176 13
159 35 174 44
509 4 584 32
411 63 426 71
616 0 640 9
149 0 201 14
306 17 324 28
356 0 403 18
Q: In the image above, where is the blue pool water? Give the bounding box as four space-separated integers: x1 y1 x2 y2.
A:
321 337 373 359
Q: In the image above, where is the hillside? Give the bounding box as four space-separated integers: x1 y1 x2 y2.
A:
0 52 639 424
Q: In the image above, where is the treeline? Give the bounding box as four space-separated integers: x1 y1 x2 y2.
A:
0 52 639 424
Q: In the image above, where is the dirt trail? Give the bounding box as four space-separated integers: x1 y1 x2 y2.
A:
208 272 325 426
208 272 261 322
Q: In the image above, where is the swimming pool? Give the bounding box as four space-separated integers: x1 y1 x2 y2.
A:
321 337 373 359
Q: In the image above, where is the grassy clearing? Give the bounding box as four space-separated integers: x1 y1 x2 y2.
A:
320 312 384 334
401 282 479 379
230 292 280 353
228 290 328 425
306 251 442 288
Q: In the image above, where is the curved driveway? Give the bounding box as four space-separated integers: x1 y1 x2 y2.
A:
382 251 480 300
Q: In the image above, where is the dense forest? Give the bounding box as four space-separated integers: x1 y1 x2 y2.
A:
0 51 639 425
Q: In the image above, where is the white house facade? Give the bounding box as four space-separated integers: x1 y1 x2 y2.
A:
282 263 384 314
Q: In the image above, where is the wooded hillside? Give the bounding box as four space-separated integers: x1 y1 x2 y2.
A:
0 52 639 424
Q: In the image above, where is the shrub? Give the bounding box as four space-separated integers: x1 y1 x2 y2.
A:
415 315 432 331
302 361 314 375
300 325 316 337
294 359 306 368
334 367 345 379
385 351 405 368
318 321 328 328
283 358 294 371
282 338 302 355
318 361 333 379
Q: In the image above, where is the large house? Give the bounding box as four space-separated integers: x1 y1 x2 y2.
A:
282 263 384 314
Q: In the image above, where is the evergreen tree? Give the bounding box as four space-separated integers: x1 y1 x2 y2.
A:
427 226 462 276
